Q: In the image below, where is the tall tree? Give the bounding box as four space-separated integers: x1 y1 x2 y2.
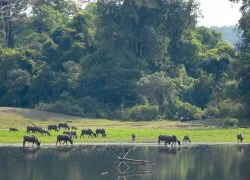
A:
229 0 250 113
0 0 29 47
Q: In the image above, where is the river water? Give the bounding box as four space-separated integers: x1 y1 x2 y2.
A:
0 144 249 180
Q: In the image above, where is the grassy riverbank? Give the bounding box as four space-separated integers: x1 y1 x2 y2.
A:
0 107 249 144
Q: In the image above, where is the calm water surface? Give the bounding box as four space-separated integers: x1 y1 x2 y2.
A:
0 144 250 180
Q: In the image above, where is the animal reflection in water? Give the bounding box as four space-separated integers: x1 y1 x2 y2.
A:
56 146 75 158
158 146 182 155
23 147 40 160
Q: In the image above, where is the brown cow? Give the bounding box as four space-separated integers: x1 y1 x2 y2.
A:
9 128 19 132
237 133 244 143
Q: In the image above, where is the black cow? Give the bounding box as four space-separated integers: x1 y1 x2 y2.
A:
39 129 50 136
237 133 244 143
23 135 41 147
27 125 41 133
96 128 106 137
71 131 77 139
58 123 70 130
80 129 96 138
9 128 19 132
56 134 73 145
48 125 58 131
183 135 191 143
63 131 71 137
166 135 181 146
158 135 168 145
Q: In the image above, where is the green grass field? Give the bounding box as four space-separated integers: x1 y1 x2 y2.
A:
0 107 250 144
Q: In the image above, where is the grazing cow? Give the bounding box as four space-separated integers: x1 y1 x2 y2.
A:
48 125 58 131
72 126 77 130
9 128 19 132
23 135 41 147
132 133 136 141
58 123 70 130
39 129 50 136
166 135 181 146
158 135 168 145
27 125 42 133
183 135 191 143
71 131 77 139
96 128 106 137
237 133 244 143
63 131 71 137
56 134 73 145
80 129 96 138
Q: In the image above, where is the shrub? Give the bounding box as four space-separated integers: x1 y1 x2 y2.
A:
127 104 159 121
223 118 239 127
36 100 84 116
175 100 203 120
203 106 220 119
218 99 246 118
35 102 53 112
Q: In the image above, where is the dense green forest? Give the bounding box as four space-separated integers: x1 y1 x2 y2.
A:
0 0 249 121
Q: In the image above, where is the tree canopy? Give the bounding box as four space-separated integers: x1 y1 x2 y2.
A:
0 0 248 120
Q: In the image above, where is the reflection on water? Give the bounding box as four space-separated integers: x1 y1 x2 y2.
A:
0 144 250 180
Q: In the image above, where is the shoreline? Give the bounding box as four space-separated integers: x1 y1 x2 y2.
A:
0 142 249 147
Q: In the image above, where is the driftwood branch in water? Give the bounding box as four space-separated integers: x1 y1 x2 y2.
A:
117 157 155 166
117 147 155 167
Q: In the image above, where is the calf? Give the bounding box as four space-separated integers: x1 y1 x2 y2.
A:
56 134 73 145
58 123 70 130
72 126 77 130
48 124 58 131
96 128 106 137
9 128 19 132
132 133 136 141
237 133 244 143
80 128 96 138
183 135 191 143
23 135 41 147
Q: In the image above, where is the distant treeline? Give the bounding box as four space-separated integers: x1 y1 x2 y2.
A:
0 0 249 120
210 25 242 45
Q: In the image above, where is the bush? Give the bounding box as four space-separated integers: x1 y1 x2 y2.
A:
36 100 84 116
35 102 53 112
218 99 246 118
223 118 239 127
203 106 220 119
175 100 203 120
127 104 159 121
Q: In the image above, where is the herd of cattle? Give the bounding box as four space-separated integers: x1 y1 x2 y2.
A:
9 122 107 147
9 123 245 147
